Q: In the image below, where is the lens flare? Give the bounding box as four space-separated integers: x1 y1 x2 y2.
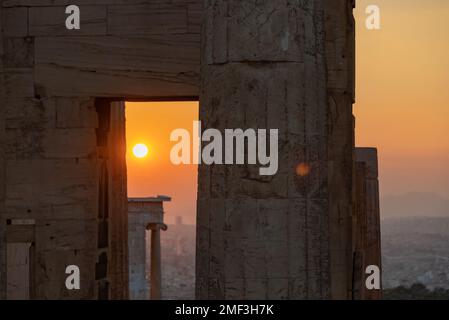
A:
296 162 311 177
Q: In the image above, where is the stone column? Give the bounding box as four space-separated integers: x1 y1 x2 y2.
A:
197 0 355 299
150 225 161 300
148 223 167 300
108 101 129 300
354 148 382 300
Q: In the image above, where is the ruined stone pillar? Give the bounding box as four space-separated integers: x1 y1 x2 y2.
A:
197 1 355 299
128 197 169 300
354 148 382 299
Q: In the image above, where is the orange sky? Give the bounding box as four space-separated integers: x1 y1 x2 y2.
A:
354 0 449 198
126 102 199 224
126 1 449 224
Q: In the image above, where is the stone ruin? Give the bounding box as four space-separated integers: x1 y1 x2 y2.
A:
353 148 382 299
0 0 381 299
128 196 170 300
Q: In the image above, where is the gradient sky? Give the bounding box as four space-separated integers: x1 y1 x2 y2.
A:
126 102 199 224
126 1 449 224
354 0 449 198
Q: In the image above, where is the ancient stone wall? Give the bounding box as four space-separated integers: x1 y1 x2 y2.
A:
0 1 201 99
0 0 201 299
1 0 357 300
197 0 355 299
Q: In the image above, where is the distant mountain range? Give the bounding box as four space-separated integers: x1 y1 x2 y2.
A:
381 192 449 219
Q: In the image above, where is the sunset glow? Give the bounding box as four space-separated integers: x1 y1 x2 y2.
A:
132 144 149 159
125 1 449 225
354 0 449 198
126 102 199 224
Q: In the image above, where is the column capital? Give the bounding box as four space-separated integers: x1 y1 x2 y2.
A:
146 222 168 232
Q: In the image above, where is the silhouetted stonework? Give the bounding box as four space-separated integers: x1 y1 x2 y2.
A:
353 148 382 299
0 0 378 300
197 0 356 299
0 1 201 300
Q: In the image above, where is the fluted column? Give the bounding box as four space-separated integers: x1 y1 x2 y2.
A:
197 0 355 299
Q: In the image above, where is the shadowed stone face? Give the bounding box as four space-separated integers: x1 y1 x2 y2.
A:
0 0 203 299
0 0 357 300
354 148 382 300
197 0 355 299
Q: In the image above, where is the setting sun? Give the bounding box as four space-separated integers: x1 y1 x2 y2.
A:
133 143 149 158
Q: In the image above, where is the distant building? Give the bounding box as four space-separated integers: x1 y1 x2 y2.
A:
128 196 170 300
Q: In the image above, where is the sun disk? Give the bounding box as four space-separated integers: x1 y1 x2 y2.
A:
133 143 149 158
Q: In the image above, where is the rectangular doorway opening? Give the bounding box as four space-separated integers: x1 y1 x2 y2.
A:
125 101 198 300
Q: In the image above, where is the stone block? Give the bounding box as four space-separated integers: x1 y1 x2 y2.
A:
2 8 28 37
242 240 267 279
355 148 378 179
35 218 96 251
245 278 268 299
108 4 188 36
29 6 107 36
5 98 55 130
223 237 244 279
5 159 97 211
267 278 289 300
34 34 200 98
55 98 97 128
3 70 35 98
34 249 96 299
3 37 34 68
188 2 202 34
224 278 244 299
42 128 97 159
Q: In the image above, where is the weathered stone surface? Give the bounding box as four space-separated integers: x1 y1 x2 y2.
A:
34 248 96 299
6 242 32 299
29 6 107 36
2 7 28 37
355 148 378 179
353 161 366 299
128 200 161 300
35 219 97 251
1 97 128 298
107 102 129 300
0 0 360 300
353 147 382 300
197 0 355 300
108 4 188 36
324 0 355 299
3 69 34 98
3 37 34 68
55 98 97 129
34 35 199 98
188 2 202 33
5 159 97 213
